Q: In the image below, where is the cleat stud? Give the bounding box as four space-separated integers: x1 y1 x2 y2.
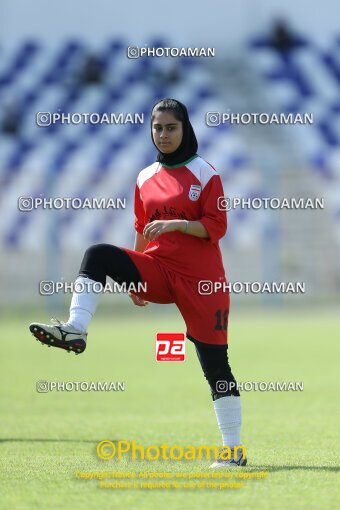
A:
46 335 50 339
33 328 37 331
50 339 54 343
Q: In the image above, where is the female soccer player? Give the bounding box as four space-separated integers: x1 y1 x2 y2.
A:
29 99 246 467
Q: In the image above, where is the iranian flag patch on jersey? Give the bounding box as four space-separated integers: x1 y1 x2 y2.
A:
189 184 201 201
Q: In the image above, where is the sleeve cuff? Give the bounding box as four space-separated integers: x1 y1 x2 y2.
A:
135 223 144 235
199 217 226 243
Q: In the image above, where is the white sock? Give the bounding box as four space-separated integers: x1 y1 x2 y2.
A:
67 276 102 334
213 396 242 447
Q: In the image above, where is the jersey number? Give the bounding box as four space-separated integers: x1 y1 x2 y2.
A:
214 309 228 331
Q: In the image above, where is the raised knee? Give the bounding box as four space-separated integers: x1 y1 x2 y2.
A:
83 243 115 261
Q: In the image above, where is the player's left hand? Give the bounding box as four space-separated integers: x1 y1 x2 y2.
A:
143 220 183 241
128 292 149 306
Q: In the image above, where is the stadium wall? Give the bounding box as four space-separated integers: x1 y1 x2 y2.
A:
1 0 340 47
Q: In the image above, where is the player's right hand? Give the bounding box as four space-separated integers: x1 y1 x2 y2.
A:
128 292 149 306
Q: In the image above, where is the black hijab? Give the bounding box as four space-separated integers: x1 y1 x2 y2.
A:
151 99 198 167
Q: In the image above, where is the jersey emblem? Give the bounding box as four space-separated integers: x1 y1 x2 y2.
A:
189 184 201 201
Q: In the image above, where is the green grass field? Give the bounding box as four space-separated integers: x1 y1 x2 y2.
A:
1 309 339 510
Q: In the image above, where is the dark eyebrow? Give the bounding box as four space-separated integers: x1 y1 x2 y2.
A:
153 123 179 127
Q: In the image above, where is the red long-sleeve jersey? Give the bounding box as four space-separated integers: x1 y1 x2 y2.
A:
134 155 227 280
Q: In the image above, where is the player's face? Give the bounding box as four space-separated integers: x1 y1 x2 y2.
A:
152 111 183 154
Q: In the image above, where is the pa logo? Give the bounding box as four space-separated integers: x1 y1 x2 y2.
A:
156 333 185 362
189 184 201 201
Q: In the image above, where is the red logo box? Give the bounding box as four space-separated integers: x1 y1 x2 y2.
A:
156 333 186 362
